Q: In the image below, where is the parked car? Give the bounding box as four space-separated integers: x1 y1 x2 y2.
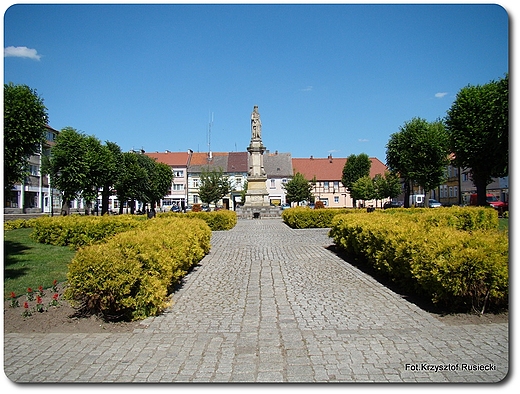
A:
281 203 291 210
383 201 403 209
428 199 442 208
469 193 508 212
170 204 181 212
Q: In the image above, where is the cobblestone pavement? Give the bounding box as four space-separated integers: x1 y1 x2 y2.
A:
4 218 508 383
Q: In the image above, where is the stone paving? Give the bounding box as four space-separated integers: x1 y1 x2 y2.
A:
4 218 508 383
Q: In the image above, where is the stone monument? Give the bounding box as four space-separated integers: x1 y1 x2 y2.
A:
239 105 281 218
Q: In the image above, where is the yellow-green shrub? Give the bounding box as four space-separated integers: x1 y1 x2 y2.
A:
4 217 40 231
157 210 237 231
329 212 508 312
30 214 146 249
282 206 356 228
65 216 211 321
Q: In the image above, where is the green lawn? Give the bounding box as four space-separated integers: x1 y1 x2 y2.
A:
499 217 509 232
4 228 76 298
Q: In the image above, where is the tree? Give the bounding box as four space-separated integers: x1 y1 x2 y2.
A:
283 172 313 205
198 167 231 208
341 153 371 208
100 142 122 215
41 127 87 215
386 118 450 207
445 74 508 206
148 161 174 213
115 152 147 214
81 135 107 215
373 171 402 208
350 175 376 206
4 83 49 195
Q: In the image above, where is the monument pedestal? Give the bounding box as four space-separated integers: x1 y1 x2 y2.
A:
237 105 281 219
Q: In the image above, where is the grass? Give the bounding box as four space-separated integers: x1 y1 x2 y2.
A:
4 228 76 298
498 217 509 232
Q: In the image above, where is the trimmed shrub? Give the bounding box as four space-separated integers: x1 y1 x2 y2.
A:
65 216 211 321
30 214 146 249
314 201 325 209
157 210 237 231
329 211 508 312
282 206 356 229
4 217 41 231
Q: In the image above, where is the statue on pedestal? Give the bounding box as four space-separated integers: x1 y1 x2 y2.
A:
251 105 261 140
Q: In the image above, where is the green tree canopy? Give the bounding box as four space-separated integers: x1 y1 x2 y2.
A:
373 171 402 208
386 118 450 207
350 175 376 205
198 167 231 208
283 172 313 205
341 153 371 207
4 83 49 195
445 74 508 206
41 127 87 215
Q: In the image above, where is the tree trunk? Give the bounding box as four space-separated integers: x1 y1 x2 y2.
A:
101 186 110 215
475 177 489 206
403 180 411 208
60 199 70 216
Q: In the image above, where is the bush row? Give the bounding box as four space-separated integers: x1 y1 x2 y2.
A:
4 218 41 231
282 207 355 228
65 216 211 321
157 210 237 231
381 206 499 231
30 214 146 249
329 212 508 313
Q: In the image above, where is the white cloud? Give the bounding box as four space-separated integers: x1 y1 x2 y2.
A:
435 92 448 98
4 46 41 60
299 86 313 92
358 138 369 142
327 149 340 153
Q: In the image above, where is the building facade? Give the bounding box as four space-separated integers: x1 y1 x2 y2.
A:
5 125 61 214
292 155 388 208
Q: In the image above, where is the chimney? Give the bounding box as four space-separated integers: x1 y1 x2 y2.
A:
328 154 333 163
310 155 314 160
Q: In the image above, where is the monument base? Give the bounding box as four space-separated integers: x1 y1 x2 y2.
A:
236 205 281 219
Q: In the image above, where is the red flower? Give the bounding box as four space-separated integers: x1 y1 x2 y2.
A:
23 302 29 309
27 287 32 293
52 293 59 301
53 279 57 286
36 295 42 304
38 285 43 292
10 292 16 299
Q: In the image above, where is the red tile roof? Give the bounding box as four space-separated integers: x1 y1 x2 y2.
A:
145 151 190 166
292 156 387 181
189 152 228 166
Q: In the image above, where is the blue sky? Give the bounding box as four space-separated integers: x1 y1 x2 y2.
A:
3 2 509 163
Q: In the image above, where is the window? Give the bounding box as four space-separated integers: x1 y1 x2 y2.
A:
172 184 184 191
174 170 184 177
324 181 329 190
333 181 339 190
449 187 453 198
282 178 287 184
270 179 276 189
192 178 199 188
334 196 339 204
454 186 458 197
29 165 39 176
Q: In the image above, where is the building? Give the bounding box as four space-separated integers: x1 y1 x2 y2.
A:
144 150 191 211
5 125 61 214
292 155 388 208
263 151 293 206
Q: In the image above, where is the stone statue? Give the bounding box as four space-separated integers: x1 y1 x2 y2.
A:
251 105 261 140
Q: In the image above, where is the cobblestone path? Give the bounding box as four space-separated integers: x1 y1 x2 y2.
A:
4 218 508 382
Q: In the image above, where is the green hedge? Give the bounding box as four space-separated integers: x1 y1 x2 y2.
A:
157 210 237 231
282 207 355 228
30 214 146 249
381 206 499 231
4 218 41 231
329 211 508 313
65 216 211 321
